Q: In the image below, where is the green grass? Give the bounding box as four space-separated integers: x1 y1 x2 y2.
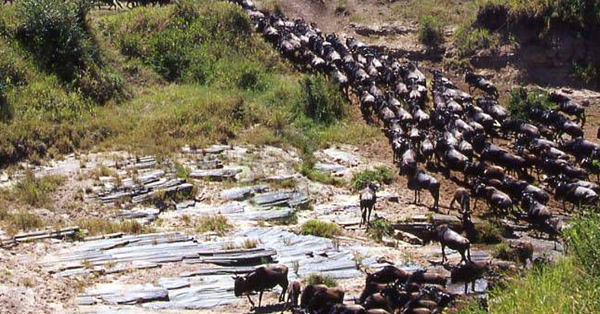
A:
351 166 394 191
454 24 501 57
459 212 600 314
0 0 377 167
474 220 504 244
194 214 233 236
506 87 555 120
14 170 65 207
368 217 393 242
77 217 155 236
418 15 445 47
300 219 342 239
304 273 338 287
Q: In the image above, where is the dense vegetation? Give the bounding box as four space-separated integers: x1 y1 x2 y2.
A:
0 0 379 167
459 212 600 314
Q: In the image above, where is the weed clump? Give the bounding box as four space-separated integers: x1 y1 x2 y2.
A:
351 167 393 191
418 15 444 47
14 170 65 207
195 214 232 236
305 273 338 287
300 220 342 239
506 87 555 120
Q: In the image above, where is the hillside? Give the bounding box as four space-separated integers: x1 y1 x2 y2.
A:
1 0 600 314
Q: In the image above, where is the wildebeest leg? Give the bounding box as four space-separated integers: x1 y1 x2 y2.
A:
467 247 472 262
367 206 373 227
279 283 287 302
441 244 446 264
360 206 365 228
414 190 418 204
247 295 255 308
450 196 456 210
259 290 263 308
464 282 468 294
471 280 476 292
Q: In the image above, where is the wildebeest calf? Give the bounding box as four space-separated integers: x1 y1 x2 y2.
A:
436 224 471 264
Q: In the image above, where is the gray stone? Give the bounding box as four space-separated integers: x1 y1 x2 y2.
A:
220 185 267 201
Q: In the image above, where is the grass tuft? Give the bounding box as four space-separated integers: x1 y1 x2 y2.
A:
351 166 393 191
300 219 342 239
304 273 338 287
195 214 232 236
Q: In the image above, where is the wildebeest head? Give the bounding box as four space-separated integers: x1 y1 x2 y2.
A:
233 275 247 297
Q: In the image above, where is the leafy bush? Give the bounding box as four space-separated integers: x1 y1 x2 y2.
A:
300 75 347 125
351 166 394 190
506 87 555 120
305 273 338 287
15 0 123 103
455 25 500 57
572 61 599 86
418 15 444 47
300 220 342 239
368 217 393 242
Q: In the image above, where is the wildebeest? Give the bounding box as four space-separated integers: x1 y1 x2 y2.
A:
360 183 378 229
549 92 586 126
365 265 410 285
233 264 289 308
303 286 345 314
449 188 470 213
436 224 471 264
407 169 440 211
287 280 302 309
474 184 513 215
448 260 490 294
465 72 499 99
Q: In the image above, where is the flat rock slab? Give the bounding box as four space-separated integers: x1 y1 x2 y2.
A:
189 168 241 181
220 185 267 201
314 163 347 174
321 148 360 166
78 228 385 311
252 190 309 208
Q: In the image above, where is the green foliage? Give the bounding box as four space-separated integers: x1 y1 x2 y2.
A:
15 0 123 103
14 170 65 207
305 273 338 287
572 61 599 86
493 242 513 260
368 217 393 242
77 217 155 236
506 87 555 120
563 211 600 276
195 214 232 236
300 75 347 125
454 25 500 57
460 211 600 314
351 166 394 191
418 15 444 47
475 220 504 244
300 220 342 239
296 163 342 186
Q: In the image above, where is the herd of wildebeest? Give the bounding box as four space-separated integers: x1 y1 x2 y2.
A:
4 0 599 312
229 0 600 313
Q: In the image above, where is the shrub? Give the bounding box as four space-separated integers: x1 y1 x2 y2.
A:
418 15 444 47
300 75 347 125
296 164 341 186
563 211 600 276
368 217 393 242
15 0 123 103
475 221 503 244
506 87 555 120
351 166 394 191
14 170 65 207
455 25 500 57
305 273 338 287
4 209 45 235
0 84 11 122
571 61 599 86
300 220 342 239
195 214 232 235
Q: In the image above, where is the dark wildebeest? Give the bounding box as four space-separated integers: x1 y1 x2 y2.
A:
363 286 409 313
304 286 345 314
521 193 551 232
436 224 471 264
549 92 586 126
365 265 410 284
407 169 440 212
465 72 499 99
233 264 288 308
447 260 491 294
360 183 378 229
300 284 328 309
286 280 302 309
329 304 369 314
474 184 513 215
450 188 470 213
358 282 388 304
